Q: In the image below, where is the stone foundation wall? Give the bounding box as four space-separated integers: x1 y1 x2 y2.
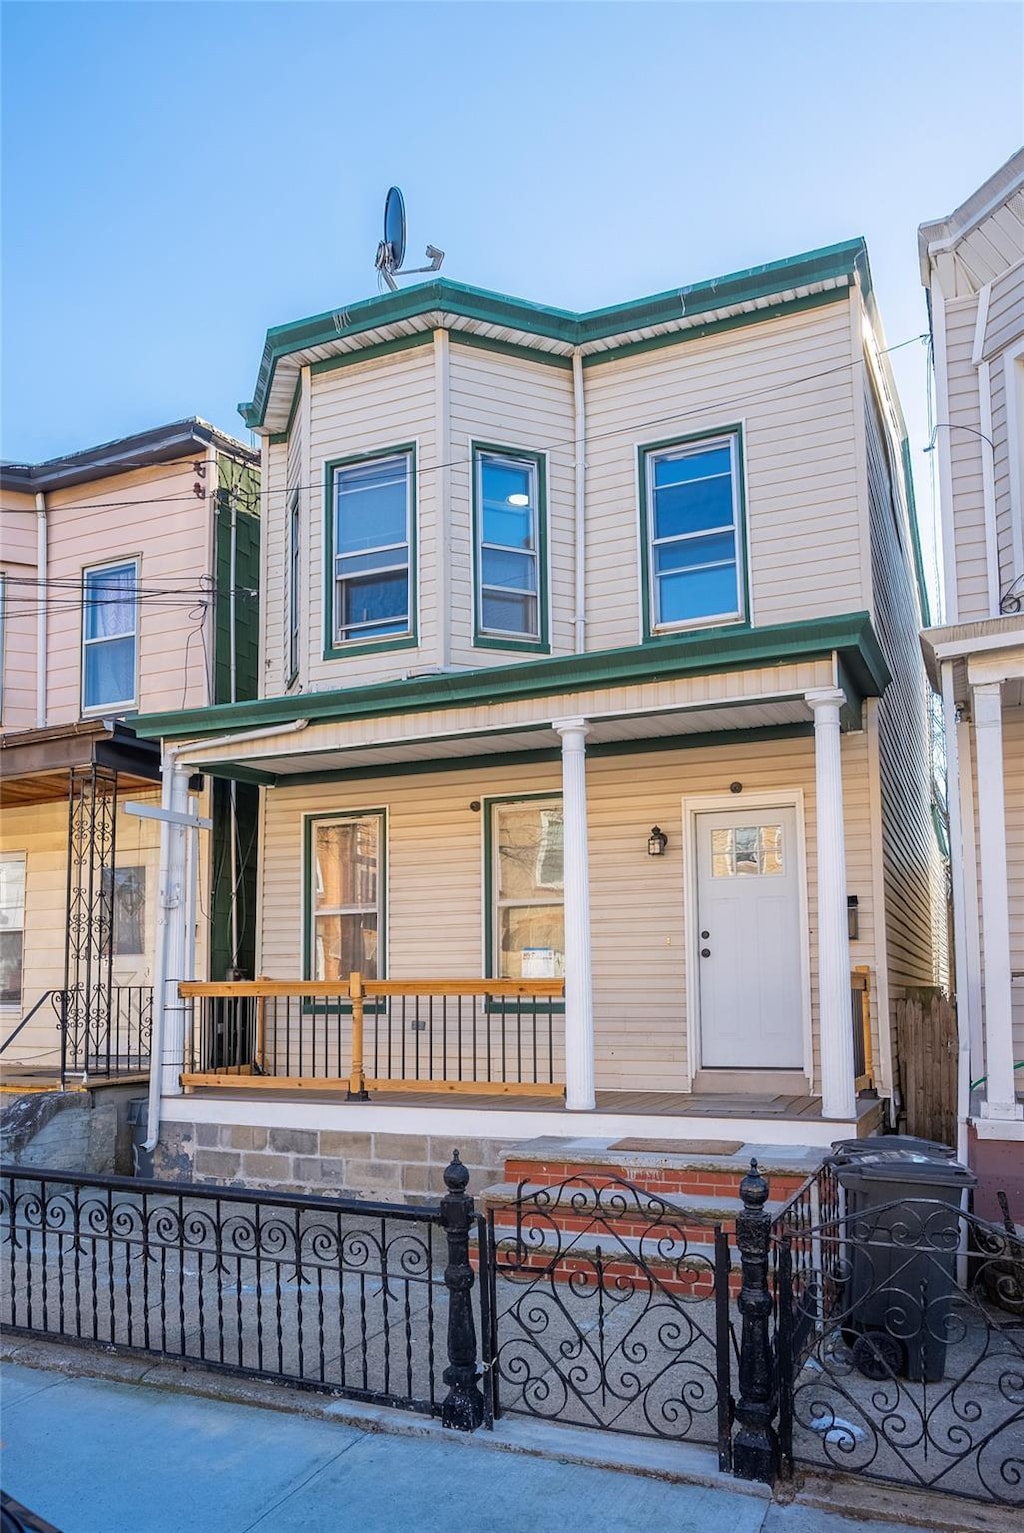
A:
152 1121 513 1201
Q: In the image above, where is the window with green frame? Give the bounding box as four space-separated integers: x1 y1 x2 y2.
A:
307 811 384 982
641 430 745 633
488 797 564 980
330 452 412 646
473 445 547 648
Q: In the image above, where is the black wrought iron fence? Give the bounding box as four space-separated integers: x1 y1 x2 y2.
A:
773 1195 1024 1508
0 1155 486 1425
483 1171 735 1465
60 984 152 1083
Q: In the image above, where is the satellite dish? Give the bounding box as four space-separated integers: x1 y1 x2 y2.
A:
384 187 406 270
374 187 444 291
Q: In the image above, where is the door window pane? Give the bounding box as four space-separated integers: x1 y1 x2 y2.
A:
493 801 564 978
311 815 381 980
710 825 784 878
100 867 146 955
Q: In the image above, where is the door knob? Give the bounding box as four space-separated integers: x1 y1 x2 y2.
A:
700 948 711 958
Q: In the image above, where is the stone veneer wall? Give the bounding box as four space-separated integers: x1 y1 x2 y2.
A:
153 1122 513 1202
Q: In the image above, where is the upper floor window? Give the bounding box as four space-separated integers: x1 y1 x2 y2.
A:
288 489 300 683
474 446 546 648
82 559 138 712
330 450 413 648
642 432 745 634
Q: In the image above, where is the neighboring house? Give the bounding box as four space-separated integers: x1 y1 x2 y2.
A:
133 240 943 1193
919 149 1024 1212
0 419 260 1082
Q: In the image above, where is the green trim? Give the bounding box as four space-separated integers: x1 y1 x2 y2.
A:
302 807 387 995
582 288 847 369
835 659 865 732
240 240 867 430
451 330 573 371
281 721 814 790
483 791 565 989
310 331 434 378
199 761 278 787
134 611 891 742
638 425 750 643
471 441 550 654
322 442 419 661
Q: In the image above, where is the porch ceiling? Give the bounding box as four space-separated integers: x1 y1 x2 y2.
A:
191 696 814 785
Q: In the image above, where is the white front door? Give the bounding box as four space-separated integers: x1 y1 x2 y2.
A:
695 806 804 1069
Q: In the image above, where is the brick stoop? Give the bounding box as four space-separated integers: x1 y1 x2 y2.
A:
491 1134 824 1213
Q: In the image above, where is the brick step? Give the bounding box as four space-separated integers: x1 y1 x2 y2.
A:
478 1178 787 1235
500 1135 821 1203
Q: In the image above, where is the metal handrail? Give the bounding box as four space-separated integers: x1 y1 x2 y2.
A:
0 990 63 1058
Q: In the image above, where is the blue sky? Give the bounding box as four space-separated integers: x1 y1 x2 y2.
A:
2 1 1021 586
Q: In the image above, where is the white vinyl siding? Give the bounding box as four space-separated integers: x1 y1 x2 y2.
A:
307 349 436 687
584 299 864 650
258 730 878 1094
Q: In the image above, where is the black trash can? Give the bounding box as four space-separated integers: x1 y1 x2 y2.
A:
830 1134 957 1161
829 1143 976 1383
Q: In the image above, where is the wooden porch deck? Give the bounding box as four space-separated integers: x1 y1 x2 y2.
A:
182 1081 883 1125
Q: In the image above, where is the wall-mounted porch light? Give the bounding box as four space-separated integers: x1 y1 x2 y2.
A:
648 826 668 857
847 894 860 941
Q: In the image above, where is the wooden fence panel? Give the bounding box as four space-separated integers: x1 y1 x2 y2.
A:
897 990 957 1147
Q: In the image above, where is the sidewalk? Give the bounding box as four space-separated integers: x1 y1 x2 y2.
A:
1 1360 946 1533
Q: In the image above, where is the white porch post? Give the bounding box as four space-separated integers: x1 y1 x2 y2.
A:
807 689 856 1120
159 760 192 1099
972 682 1023 1121
554 717 595 1110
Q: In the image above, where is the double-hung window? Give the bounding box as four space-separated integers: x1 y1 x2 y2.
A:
82 559 138 711
0 854 25 1007
308 812 384 982
489 798 564 979
288 489 301 682
474 447 545 646
331 451 412 646
644 432 744 632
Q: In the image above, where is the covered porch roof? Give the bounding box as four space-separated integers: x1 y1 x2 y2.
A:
132 612 889 786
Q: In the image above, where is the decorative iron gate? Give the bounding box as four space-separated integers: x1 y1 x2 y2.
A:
775 1193 1024 1508
484 1173 734 1466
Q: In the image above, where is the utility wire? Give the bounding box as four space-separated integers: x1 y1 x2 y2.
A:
1 332 929 516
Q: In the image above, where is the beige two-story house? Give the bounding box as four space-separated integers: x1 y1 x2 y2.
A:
0 419 259 1083
133 240 945 1193
919 149 1024 1214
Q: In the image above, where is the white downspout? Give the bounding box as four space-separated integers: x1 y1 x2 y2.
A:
941 660 972 1166
572 347 587 653
142 717 308 1153
34 492 47 727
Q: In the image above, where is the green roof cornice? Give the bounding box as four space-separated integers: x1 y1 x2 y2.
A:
239 239 868 430
134 611 890 744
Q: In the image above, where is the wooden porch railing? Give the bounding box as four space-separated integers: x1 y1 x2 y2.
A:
178 975 566 1097
850 965 875 1095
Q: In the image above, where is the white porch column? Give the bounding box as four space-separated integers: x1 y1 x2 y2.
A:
553 717 595 1110
807 689 856 1120
159 760 192 1099
972 682 1023 1120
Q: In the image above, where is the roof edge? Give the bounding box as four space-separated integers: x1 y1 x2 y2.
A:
2 417 257 494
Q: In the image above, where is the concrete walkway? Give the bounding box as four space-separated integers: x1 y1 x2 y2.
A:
1 1361 939 1533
